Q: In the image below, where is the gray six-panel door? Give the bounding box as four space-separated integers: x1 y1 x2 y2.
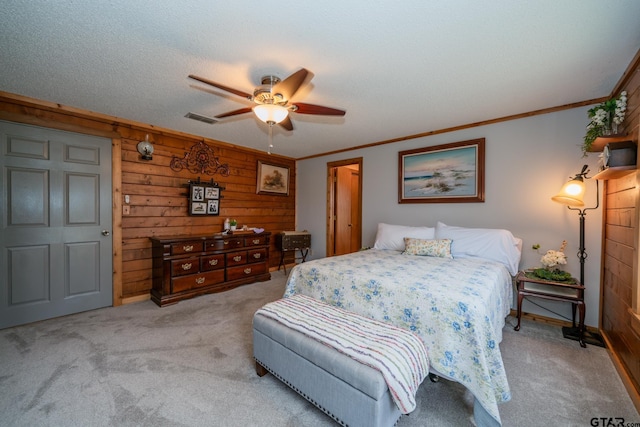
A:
0 121 112 329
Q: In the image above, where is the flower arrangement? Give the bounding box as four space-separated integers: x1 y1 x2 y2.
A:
583 91 627 154
530 240 574 282
540 240 567 269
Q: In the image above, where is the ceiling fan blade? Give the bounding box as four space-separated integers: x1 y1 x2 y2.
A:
278 115 294 131
188 74 253 99
215 107 253 118
272 68 310 100
292 103 346 116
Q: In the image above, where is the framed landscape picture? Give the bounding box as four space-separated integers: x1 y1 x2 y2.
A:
398 138 485 203
256 161 289 195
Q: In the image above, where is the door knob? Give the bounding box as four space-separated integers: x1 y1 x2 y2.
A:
101 230 111 236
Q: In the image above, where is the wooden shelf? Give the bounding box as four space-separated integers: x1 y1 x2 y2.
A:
587 134 632 152
593 166 636 180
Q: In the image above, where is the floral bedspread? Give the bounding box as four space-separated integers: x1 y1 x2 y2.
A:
283 249 513 425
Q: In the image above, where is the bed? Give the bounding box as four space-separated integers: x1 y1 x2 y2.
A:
283 221 522 426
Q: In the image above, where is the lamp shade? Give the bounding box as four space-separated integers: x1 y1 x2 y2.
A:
253 104 289 124
551 179 586 207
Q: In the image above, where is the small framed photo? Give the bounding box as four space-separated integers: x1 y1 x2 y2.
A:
257 161 290 195
205 187 219 200
207 199 219 215
191 202 207 215
191 185 205 201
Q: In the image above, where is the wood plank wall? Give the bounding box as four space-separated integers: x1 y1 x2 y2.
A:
601 57 640 408
118 129 296 298
0 94 296 302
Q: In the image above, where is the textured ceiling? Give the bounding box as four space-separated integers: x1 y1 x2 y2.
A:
1 1 639 158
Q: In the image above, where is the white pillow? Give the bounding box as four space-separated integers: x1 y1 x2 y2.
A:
373 223 436 251
434 222 521 275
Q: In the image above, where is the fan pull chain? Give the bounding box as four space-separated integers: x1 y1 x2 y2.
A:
267 123 274 155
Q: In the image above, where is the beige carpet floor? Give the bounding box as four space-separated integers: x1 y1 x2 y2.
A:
0 273 638 426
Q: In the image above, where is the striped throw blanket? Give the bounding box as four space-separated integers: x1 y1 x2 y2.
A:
255 295 429 414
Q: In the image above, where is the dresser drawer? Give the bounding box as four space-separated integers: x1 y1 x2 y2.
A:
170 257 200 276
226 251 247 266
171 240 203 255
201 254 224 271
247 248 267 263
245 235 267 247
206 238 244 251
171 270 224 293
204 239 223 251
226 262 267 281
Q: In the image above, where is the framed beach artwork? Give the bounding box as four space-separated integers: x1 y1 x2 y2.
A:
398 138 485 203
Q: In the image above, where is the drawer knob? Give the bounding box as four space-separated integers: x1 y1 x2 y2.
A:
181 263 192 270
224 241 229 245
195 276 205 284
252 239 260 244
209 259 218 266
253 253 261 259
244 268 252 274
233 255 242 262
183 245 194 252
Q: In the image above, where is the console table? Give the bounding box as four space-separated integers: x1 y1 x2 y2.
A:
150 232 271 306
514 270 586 347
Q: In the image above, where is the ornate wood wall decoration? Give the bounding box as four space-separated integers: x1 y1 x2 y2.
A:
170 141 230 176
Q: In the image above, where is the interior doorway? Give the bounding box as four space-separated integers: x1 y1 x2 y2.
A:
327 158 362 257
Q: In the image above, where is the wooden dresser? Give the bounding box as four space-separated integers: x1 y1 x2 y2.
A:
150 232 271 306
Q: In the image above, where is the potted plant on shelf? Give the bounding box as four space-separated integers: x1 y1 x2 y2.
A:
582 90 627 155
229 219 237 231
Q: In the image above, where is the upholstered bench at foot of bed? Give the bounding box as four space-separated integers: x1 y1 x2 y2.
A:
253 312 403 427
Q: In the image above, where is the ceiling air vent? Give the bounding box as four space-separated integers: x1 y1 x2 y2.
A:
185 112 217 124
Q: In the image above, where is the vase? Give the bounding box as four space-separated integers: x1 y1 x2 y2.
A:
600 111 614 136
230 225 237 231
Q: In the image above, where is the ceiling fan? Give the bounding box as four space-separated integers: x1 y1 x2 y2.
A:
188 68 346 131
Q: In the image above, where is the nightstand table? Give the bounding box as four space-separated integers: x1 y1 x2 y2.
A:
276 231 311 274
514 270 586 347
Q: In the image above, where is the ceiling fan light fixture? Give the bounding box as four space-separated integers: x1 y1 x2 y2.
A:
253 104 289 125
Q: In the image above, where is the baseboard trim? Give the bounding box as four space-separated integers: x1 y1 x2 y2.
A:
269 263 296 273
600 330 640 415
508 309 600 334
121 294 151 305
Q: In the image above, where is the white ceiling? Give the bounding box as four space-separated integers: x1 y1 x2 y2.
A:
1 1 639 159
